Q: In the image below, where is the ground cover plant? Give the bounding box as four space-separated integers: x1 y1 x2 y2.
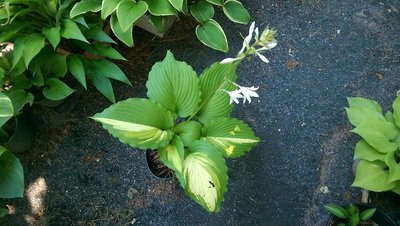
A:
325 203 376 226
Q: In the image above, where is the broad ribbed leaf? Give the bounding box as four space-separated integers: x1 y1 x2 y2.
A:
196 62 238 123
222 0 250 24
0 146 24 198
354 140 385 162
196 19 228 52
0 93 13 128
116 0 148 32
61 19 89 43
22 34 46 68
345 107 385 127
70 0 102 18
92 98 174 149
159 135 185 174
67 55 86 89
206 0 223 6
352 160 396 192
385 150 400 183
175 120 203 146
183 141 227 213
5 89 34 114
392 96 400 128
42 24 61 49
202 117 259 158
168 0 184 11
43 78 75 101
145 0 178 16
110 14 134 47
347 97 383 113
352 120 397 153
101 0 120 19
146 51 200 117
190 0 214 23
89 59 131 85
91 73 116 102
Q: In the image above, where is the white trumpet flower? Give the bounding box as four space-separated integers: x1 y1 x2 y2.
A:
224 89 244 104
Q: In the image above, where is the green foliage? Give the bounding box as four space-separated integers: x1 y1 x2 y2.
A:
324 204 376 226
346 97 400 194
0 146 24 199
92 51 260 212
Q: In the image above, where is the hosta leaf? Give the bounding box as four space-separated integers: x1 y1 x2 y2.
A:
11 38 24 69
159 135 185 174
392 182 400 195
70 0 102 18
0 93 13 128
42 24 61 49
347 97 383 113
91 43 126 60
145 0 178 16
92 98 174 149
67 55 87 89
202 117 259 158
168 0 184 11
352 160 396 192
222 0 250 24
91 73 116 102
89 59 131 85
385 150 400 183
101 0 120 19
354 140 385 162
116 0 148 32
85 25 116 44
61 19 89 43
5 89 34 114
175 120 203 147
146 51 200 117
0 146 24 198
324 204 348 219
196 62 238 123
43 78 75 101
44 54 68 77
345 107 385 127
22 34 46 68
190 0 214 23
392 96 400 128
183 141 227 213
73 16 88 28
352 120 397 153
110 14 134 47
196 19 228 52
149 15 165 33
205 0 223 6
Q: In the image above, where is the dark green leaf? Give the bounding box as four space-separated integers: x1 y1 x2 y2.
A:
0 93 14 128
190 1 214 23
205 0 223 6
91 72 116 102
91 43 126 60
5 89 34 114
360 208 376 221
67 55 87 89
70 0 102 18
43 78 75 101
222 0 250 24
101 0 120 19
324 204 347 219
168 0 184 11
349 213 360 226
145 0 178 16
0 146 24 198
61 19 89 43
116 0 148 32
42 24 61 50
196 19 228 52
89 59 131 85
85 25 116 43
22 34 46 68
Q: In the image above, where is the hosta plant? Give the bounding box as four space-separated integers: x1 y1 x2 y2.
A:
325 203 376 226
70 0 251 52
92 51 261 212
0 0 131 103
346 97 400 194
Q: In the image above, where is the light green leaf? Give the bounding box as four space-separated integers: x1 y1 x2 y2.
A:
190 0 214 23
183 141 228 213
202 117 259 158
352 119 397 153
42 24 61 50
324 204 348 219
352 160 396 192
110 14 134 47
196 62 238 123
91 43 126 60
91 73 116 103
354 140 386 162
70 0 102 18
196 19 228 52
385 150 400 183
392 96 400 128
159 135 185 174
392 182 400 195
146 51 201 118
349 214 360 226
101 0 120 19
67 55 86 89
89 59 131 85
116 0 148 32
5 89 34 114
175 120 203 147
0 93 13 128
92 98 174 149
43 78 75 101
168 0 184 11
360 208 376 221
346 204 359 216
145 0 178 16
222 0 250 24
205 0 223 6
345 107 385 127
0 146 24 198
61 19 89 43
85 25 116 43
22 34 46 68
347 97 383 113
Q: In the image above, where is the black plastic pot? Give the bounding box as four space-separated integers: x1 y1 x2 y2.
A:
5 114 35 154
145 149 174 179
325 203 397 226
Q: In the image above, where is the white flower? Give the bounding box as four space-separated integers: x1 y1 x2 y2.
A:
224 89 243 104
220 57 243 64
238 21 255 55
237 85 259 103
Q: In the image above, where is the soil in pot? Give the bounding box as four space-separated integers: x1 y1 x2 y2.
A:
146 149 174 178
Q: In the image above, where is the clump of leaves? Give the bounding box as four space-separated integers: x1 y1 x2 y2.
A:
325 204 376 226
